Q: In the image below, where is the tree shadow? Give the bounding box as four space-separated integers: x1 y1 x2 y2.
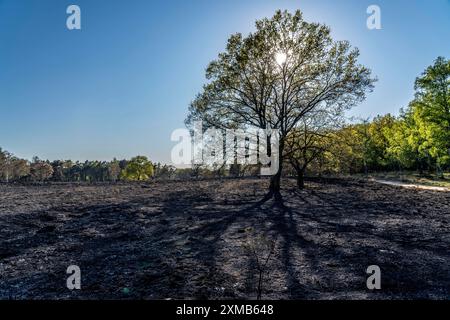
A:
1 178 449 299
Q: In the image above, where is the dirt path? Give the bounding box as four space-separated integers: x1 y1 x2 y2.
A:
373 179 450 192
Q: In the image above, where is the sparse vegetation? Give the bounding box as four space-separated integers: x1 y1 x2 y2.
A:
243 231 277 300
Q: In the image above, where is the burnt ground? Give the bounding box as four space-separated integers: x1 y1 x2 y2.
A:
0 177 449 300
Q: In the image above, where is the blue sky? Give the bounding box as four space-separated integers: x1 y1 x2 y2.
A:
0 0 449 163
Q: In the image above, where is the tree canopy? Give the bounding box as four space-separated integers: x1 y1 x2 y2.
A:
120 156 154 181
186 10 376 196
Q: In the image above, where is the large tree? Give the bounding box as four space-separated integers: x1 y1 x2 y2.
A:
186 10 375 197
384 57 450 175
412 57 450 173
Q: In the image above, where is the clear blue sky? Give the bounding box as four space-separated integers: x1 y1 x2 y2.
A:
0 0 449 163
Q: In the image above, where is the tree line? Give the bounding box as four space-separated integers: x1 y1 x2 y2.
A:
282 56 449 188
0 154 171 183
0 149 263 183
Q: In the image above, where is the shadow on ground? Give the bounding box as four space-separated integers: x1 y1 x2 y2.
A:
0 178 449 299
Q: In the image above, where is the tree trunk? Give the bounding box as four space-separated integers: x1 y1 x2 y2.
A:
436 161 444 179
269 169 282 194
296 168 305 189
268 136 284 200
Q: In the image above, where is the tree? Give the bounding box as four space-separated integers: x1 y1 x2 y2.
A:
120 156 154 181
0 149 13 182
30 161 54 182
285 108 343 189
50 160 67 181
412 57 450 175
383 57 450 176
352 115 398 173
0 149 12 182
186 10 375 198
11 158 30 181
154 163 176 180
107 159 121 182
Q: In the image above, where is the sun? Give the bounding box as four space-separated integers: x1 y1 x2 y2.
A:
275 52 287 65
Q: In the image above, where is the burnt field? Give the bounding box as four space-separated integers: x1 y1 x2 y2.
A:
0 178 449 300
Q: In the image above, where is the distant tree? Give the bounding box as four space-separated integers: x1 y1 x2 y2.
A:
0 149 30 182
119 159 128 170
0 149 13 182
154 163 176 180
350 115 398 174
284 96 351 188
285 114 339 189
11 158 30 180
366 114 397 171
384 111 422 172
50 160 66 181
107 159 121 182
120 156 154 181
68 161 82 181
190 163 205 179
30 161 54 182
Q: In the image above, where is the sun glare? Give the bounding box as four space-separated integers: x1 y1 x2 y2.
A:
275 52 287 65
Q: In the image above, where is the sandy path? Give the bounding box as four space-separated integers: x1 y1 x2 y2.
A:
373 179 450 192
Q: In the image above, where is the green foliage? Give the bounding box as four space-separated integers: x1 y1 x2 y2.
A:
314 57 449 176
386 57 449 174
0 148 30 182
119 156 154 181
0 148 158 183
